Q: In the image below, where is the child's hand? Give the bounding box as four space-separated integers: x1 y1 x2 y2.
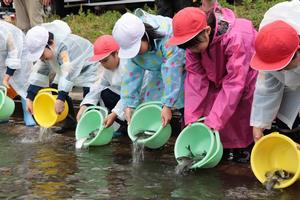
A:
3 0 12 6
125 107 133 124
26 98 34 114
2 74 10 88
55 99 65 115
76 105 87 122
161 105 172 127
253 127 264 143
104 112 117 128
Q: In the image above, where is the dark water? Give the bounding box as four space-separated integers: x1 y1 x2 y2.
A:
0 124 300 200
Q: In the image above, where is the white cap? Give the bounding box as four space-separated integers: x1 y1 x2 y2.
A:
112 13 145 59
259 0 300 34
26 26 49 61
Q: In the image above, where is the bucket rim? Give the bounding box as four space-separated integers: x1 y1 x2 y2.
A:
128 104 166 142
250 132 300 188
75 108 105 139
0 86 7 110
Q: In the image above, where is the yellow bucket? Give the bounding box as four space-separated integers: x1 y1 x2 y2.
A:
251 132 300 189
33 88 69 128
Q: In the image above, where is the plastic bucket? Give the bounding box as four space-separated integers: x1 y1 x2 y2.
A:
128 101 172 149
251 132 300 189
33 88 69 128
75 106 113 147
174 120 223 169
0 86 15 120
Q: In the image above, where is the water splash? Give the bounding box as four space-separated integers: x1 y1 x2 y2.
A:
132 140 145 164
17 127 55 144
75 137 89 150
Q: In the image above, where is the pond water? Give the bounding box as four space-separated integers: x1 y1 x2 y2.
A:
0 124 299 200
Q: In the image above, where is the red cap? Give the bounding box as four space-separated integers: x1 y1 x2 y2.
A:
251 20 299 71
89 35 120 62
168 7 207 46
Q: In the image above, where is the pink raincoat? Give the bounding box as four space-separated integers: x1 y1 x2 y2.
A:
184 5 258 148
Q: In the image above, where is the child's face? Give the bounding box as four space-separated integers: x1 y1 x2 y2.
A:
138 40 149 55
100 53 119 70
189 27 211 54
41 45 54 61
285 47 300 70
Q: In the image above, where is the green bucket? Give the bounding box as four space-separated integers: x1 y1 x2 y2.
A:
75 106 113 147
0 86 15 121
174 119 223 169
128 101 172 149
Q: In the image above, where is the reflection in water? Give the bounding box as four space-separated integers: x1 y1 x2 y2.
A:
0 126 300 199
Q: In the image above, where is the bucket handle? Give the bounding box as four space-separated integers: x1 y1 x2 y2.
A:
0 85 7 96
197 117 206 122
135 101 162 111
214 130 221 145
37 88 59 94
83 106 108 118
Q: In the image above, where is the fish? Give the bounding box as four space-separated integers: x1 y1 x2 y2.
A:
87 129 99 140
75 129 99 149
175 146 207 174
264 169 294 190
175 156 195 174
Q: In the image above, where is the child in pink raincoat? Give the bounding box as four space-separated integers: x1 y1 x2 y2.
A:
168 5 257 162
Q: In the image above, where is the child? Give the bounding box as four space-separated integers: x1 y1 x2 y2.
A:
25 20 100 133
112 9 185 128
0 19 35 126
168 6 257 162
250 0 300 146
76 35 127 135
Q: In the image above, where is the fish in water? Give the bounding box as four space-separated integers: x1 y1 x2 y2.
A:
134 130 156 142
75 129 99 149
175 156 195 174
175 145 207 174
264 169 294 190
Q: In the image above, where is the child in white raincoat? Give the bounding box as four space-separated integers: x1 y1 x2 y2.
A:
0 20 35 126
25 20 100 133
250 1 300 149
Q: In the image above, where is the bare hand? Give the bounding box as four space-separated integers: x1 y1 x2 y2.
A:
253 127 264 143
55 99 65 115
26 98 34 114
125 107 133 124
161 105 172 127
2 74 10 88
76 105 87 122
42 0 51 6
104 112 117 128
3 0 12 6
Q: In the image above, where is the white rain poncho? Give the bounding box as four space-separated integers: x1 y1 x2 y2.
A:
250 0 300 129
0 20 32 98
81 58 150 120
28 20 100 93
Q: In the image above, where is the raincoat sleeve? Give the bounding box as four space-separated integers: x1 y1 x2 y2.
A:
120 59 144 108
56 46 79 101
250 72 284 129
184 50 209 124
160 42 185 107
112 99 125 120
80 78 106 106
5 31 23 75
204 37 252 131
